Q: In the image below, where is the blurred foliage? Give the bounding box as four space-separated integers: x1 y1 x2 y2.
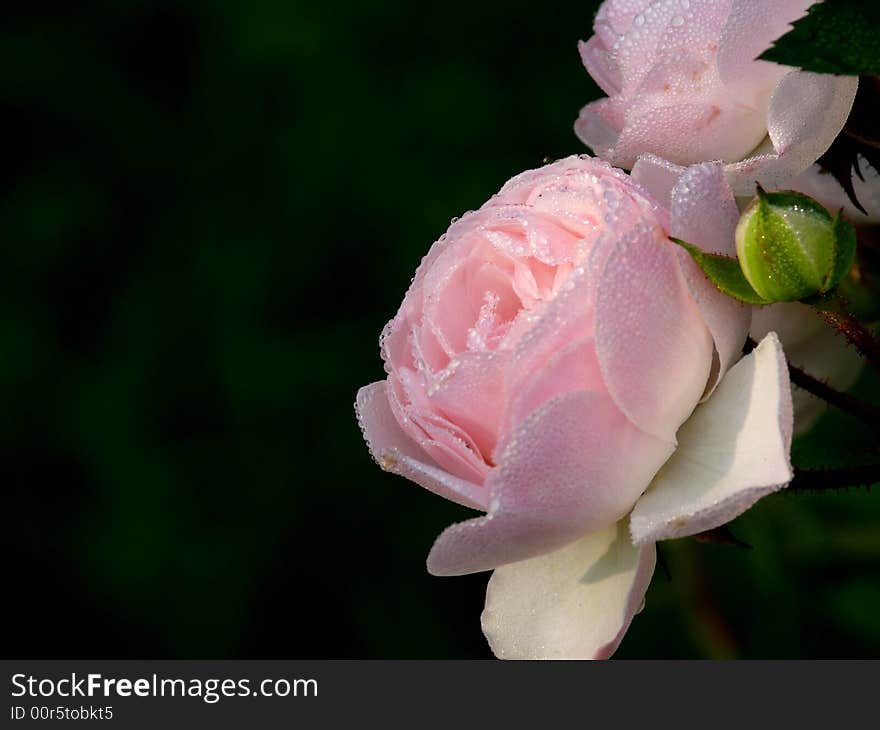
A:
2 0 879 659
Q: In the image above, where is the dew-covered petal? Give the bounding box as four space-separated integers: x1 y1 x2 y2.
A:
726 71 858 195
574 98 623 163
481 521 655 659
427 390 674 575
670 162 751 392
717 0 813 96
630 332 793 545
631 153 685 208
595 222 714 441
595 0 655 36
751 302 864 435
579 36 622 96
427 352 508 463
355 381 488 510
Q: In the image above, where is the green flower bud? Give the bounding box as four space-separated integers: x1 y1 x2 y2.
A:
735 187 856 303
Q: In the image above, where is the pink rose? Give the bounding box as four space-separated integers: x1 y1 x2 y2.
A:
356 156 793 658
576 0 858 196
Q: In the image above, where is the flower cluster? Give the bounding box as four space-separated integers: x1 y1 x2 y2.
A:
356 0 876 658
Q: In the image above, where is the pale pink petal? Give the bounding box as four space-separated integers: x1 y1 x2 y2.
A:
751 303 864 435
630 332 793 545
427 352 508 462
502 265 595 429
574 98 623 163
595 0 655 35
595 222 714 441
578 37 622 97
655 0 732 56
726 71 858 195
481 522 655 659
390 370 490 484
356 381 488 510
670 162 751 393
613 97 767 169
717 0 813 95
427 390 674 576
501 337 604 450
631 153 685 208
614 0 680 95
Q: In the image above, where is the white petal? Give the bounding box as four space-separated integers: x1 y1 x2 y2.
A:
355 381 488 510
751 302 864 435
481 521 655 660
630 332 793 545
726 71 858 196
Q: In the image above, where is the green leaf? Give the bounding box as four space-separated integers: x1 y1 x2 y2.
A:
759 1 880 76
670 238 770 306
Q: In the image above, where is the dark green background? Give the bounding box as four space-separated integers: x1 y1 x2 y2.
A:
4 0 879 658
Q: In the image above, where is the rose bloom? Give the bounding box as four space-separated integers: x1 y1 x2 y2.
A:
575 0 858 195
356 156 792 658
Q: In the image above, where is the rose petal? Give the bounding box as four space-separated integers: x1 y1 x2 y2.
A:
481 521 655 660
670 162 752 393
751 302 864 435
595 221 714 441
428 351 508 463
717 0 813 96
726 71 858 195
631 153 685 208
629 332 793 545
579 36 622 97
574 98 623 162
355 381 488 510
427 390 673 576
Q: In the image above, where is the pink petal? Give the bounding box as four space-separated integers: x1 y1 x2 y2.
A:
427 351 508 463
574 98 623 163
578 36 622 97
655 0 733 56
630 332 793 545
613 0 680 96
481 522 656 659
355 381 488 510
670 162 752 393
726 71 858 195
595 222 714 441
717 0 813 96
595 0 655 36
631 153 685 207
427 390 673 576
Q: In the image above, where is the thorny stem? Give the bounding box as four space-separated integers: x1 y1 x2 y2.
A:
814 300 880 374
744 337 880 429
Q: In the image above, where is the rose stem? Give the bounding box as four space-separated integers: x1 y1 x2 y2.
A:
744 337 880 429
814 304 880 374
